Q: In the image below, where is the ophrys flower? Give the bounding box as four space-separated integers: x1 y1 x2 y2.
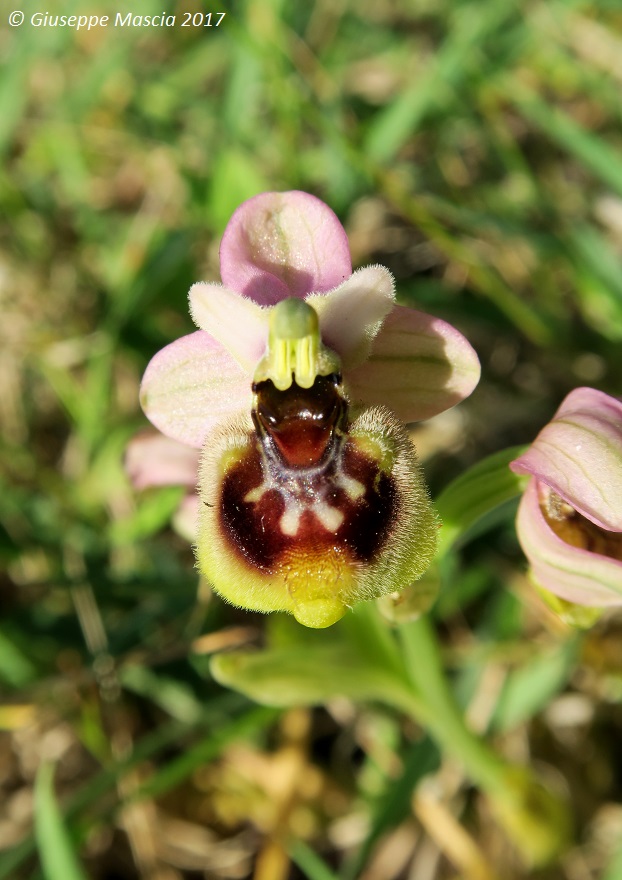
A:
136 191 481 627
510 387 622 612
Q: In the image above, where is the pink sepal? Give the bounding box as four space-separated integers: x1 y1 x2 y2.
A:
219 191 352 304
345 305 481 422
140 331 250 449
511 387 622 531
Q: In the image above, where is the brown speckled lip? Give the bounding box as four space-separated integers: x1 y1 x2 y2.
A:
219 432 397 574
217 376 398 575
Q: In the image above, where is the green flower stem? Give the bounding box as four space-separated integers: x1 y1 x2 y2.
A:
394 614 569 865
211 601 569 864
396 615 507 790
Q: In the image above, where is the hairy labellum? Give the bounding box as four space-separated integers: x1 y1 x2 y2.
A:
196 371 438 628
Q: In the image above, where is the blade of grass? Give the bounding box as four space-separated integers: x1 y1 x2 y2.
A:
132 705 279 801
364 0 519 163
491 639 579 732
377 171 556 345
0 694 246 880
34 764 88 880
566 223 622 306
287 839 340 880
509 82 622 200
342 737 440 880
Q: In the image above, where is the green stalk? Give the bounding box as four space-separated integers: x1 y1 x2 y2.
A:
210 601 570 866
397 616 506 792
394 614 570 866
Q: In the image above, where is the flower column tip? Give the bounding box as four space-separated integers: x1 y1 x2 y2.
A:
254 298 341 391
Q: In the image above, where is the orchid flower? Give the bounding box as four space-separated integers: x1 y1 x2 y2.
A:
510 387 622 610
134 191 480 628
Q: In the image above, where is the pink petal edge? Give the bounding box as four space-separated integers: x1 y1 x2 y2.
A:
510 387 622 531
345 305 481 422
172 493 201 543
516 479 622 606
219 191 352 304
126 432 200 490
139 331 251 449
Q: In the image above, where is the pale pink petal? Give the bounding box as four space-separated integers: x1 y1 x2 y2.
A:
510 387 622 531
189 283 268 371
307 265 395 369
219 191 352 304
345 305 481 422
516 479 622 606
173 493 201 543
126 432 200 490
140 331 251 449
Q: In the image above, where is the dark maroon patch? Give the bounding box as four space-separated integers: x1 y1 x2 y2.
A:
218 430 398 573
340 439 397 564
220 441 286 571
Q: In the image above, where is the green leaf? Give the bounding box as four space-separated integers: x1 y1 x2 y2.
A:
34 764 88 880
210 608 415 713
0 632 37 687
108 486 185 545
435 446 528 555
492 639 579 732
568 224 622 339
211 641 404 709
288 840 340 880
603 840 622 880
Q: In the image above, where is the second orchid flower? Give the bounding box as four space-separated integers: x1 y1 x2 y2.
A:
510 387 622 614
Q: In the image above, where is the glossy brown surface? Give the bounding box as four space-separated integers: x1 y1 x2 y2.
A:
253 375 345 467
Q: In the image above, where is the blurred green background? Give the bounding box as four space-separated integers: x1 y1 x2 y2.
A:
2 0 622 878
